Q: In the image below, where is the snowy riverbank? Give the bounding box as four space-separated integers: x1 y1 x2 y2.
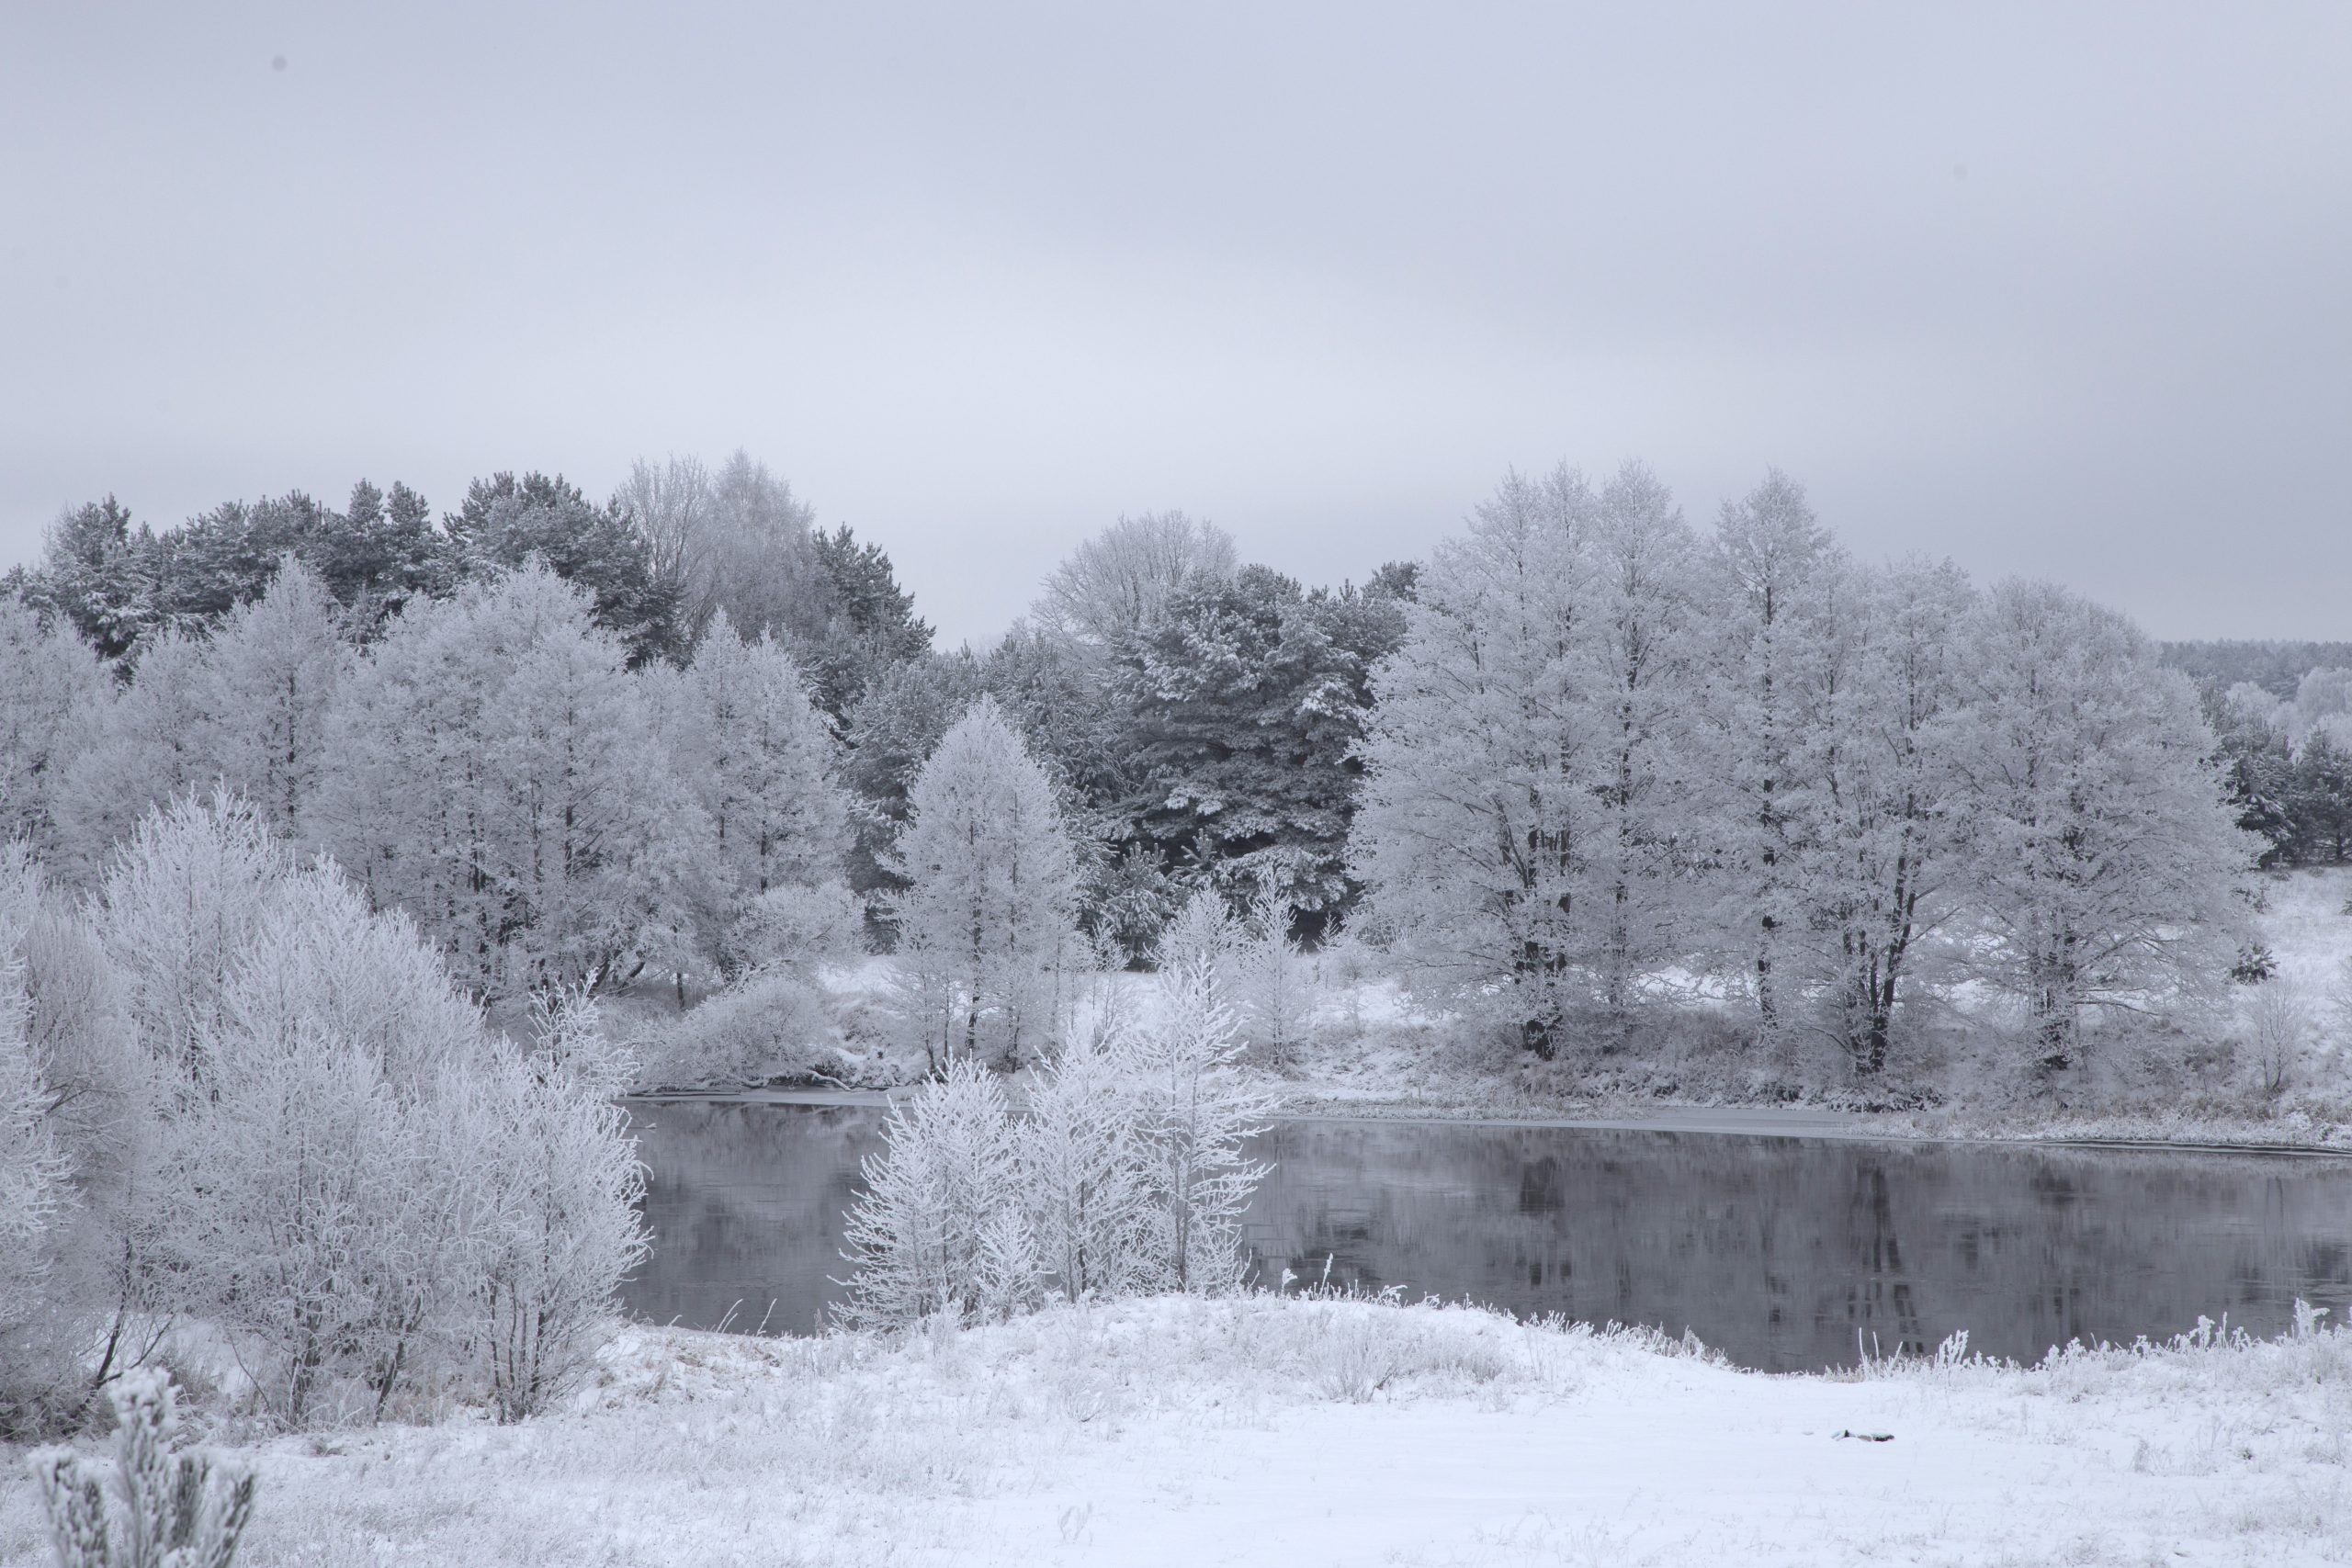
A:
10 1293 2352 1566
636 868 2352 1154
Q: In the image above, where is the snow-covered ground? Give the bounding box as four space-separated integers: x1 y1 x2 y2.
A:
9 1293 2350 1566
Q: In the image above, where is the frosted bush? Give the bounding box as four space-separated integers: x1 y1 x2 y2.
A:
633 970 832 1089
2246 978 2312 1096
842 959 1274 1328
451 1043 652 1423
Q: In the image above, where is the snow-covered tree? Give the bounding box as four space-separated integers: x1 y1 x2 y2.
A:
722 879 865 977
1 932 76 1434
1584 462 1702 1014
54 626 212 884
837 1057 1029 1328
88 790 647 1426
198 556 344 845
320 562 703 998
1020 1010 1154 1302
889 696 1080 1068
0 597 107 865
1943 581 2257 1071
1230 886 1316 1065
1127 953 1275 1292
448 992 649 1423
94 792 289 1090
671 614 851 961
1698 470 1845 1058
1350 468 1608 1055
1796 558 1974 1074
157 1028 440 1424
1039 510 1238 649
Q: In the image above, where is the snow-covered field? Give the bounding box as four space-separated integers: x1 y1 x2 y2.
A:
11 1293 2352 1567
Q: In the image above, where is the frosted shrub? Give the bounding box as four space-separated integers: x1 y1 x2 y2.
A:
842 954 1277 1327
85 795 650 1428
839 1059 1029 1329
1309 1312 1404 1404
157 1042 447 1426
2247 978 2312 1097
453 1047 651 1423
635 970 831 1089
28 1371 256 1568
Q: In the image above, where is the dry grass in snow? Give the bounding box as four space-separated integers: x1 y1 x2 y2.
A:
10 1294 2352 1566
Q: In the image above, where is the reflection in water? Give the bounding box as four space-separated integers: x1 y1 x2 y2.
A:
620 1100 2352 1371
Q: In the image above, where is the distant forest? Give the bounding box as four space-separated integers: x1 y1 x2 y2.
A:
2163 641 2352 870
2162 641 2352 701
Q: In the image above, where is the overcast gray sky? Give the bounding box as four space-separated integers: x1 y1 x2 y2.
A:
4 2 2346 649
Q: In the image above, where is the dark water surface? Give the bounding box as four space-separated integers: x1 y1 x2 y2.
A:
619 1100 2352 1371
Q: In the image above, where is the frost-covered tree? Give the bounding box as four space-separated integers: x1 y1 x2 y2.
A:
1584 462 1702 1013
1944 581 2256 1071
1796 558 1974 1074
53 627 212 884
1020 1010 1154 1302
843 965 1273 1320
1040 510 1238 649
1231 886 1317 1065
671 615 850 956
198 557 344 844
837 1057 1030 1328
94 793 289 1089
320 563 703 998
841 650 984 904
14 494 153 660
96 795 646 1426
1109 563 1406 917
1127 953 1275 1292
1698 470 1845 1057
1157 887 1244 981
449 992 650 1423
1350 468 1608 1055
157 1026 440 1424
144 860 501 1424
1 932 76 1435
0 845 130 1172
445 470 680 666
0 597 107 864
889 696 1080 1068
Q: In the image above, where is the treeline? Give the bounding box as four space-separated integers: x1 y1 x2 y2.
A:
1349 465 2255 1080
1 458 1408 998
2162 639 2352 701
4 455 2262 1085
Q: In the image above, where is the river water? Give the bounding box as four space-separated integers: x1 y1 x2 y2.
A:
618 1099 2352 1371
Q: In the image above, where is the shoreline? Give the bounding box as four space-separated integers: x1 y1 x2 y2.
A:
630 1085 2352 1157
